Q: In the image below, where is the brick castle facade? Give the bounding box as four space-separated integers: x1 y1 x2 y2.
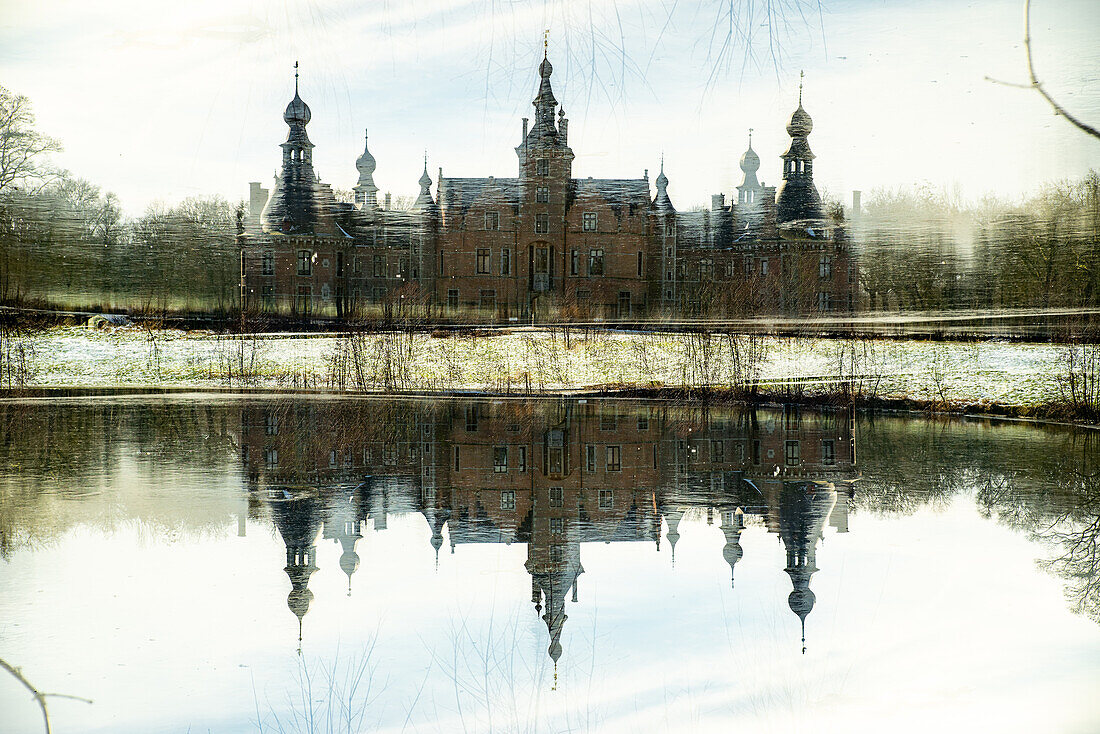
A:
239 53 856 321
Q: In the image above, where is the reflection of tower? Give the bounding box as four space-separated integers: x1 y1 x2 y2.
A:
779 481 837 653
272 492 323 647
664 508 683 566
422 501 451 569
719 508 745 587
526 537 583 677
324 485 367 596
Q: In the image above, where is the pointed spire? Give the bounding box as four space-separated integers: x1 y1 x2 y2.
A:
295 60 299 95
414 152 435 210
654 155 674 213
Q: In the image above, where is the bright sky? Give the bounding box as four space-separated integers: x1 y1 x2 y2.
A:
1 0 1098 215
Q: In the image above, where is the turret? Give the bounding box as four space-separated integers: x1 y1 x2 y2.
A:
775 72 824 224
353 129 379 210
261 62 326 235
736 129 763 206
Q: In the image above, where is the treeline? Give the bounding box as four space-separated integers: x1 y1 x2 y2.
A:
856 173 1100 312
0 178 239 313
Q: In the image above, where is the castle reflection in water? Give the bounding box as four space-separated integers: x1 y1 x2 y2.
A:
239 399 857 662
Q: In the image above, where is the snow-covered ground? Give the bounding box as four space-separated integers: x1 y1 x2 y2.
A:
8 326 1077 407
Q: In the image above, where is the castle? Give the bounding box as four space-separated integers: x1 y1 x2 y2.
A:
240 52 856 320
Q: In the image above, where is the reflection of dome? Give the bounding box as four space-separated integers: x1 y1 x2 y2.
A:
549 639 562 662
288 586 314 621
339 549 360 578
788 587 816 620
284 92 311 125
355 132 376 175
786 105 812 137
539 56 553 78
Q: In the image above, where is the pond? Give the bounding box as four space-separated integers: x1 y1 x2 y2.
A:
1 396 1098 733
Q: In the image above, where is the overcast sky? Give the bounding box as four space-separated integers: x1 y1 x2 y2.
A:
1 0 1098 215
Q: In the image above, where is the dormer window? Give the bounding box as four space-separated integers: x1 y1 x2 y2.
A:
485 211 499 230
536 158 549 176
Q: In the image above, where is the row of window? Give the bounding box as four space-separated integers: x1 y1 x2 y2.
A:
499 488 616 510
481 209 600 232
260 438 836 471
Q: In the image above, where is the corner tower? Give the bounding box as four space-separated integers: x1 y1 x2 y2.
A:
775 73 823 224
261 63 325 234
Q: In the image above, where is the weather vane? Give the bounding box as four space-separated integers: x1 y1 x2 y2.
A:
544 29 550 56
294 60 299 94
799 70 804 105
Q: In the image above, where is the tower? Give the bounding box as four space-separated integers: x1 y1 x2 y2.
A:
353 129 379 210
719 508 745 587
775 72 824 224
261 62 325 234
272 492 323 646
736 129 762 206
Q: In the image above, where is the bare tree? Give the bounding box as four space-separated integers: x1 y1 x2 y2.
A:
0 85 62 193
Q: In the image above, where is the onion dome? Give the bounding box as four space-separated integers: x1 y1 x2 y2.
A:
739 140 760 174
355 130 376 176
653 156 675 213
284 63 311 125
413 155 436 211
786 105 812 137
284 91 311 125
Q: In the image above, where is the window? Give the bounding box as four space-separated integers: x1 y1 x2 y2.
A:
536 158 549 176
297 250 312 276
264 412 278 435
822 439 836 465
518 446 527 473
665 222 675 236
637 252 644 277
373 254 384 278
637 414 648 431
336 252 344 277
606 445 621 472
710 439 724 463
479 289 496 310
550 517 564 535
261 285 275 311
599 489 614 509
700 258 714 280
817 291 832 312
820 254 833 279
321 283 331 301
353 255 362 274
744 257 754 275
501 490 516 510
570 250 579 275
447 289 459 310
296 285 312 314
465 406 478 432
536 186 549 203
535 213 549 234
600 411 617 431
589 249 604 276
549 544 564 563
725 260 734 278
549 487 563 507
583 212 597 232
493 446 508 472
262 251 275 275
264 447 278 468
477 248 491 274
760 258 769 276
329 449 338 468
785 440 801 466
586 444 597 472
453 446 461 471
501 248 511 275
485 211 500 230
752 439 761 465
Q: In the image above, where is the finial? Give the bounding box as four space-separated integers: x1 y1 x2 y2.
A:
544 29 550 58
423 150 428 171
552 662 558 690
748 127 753 147
801 618 806 655
295 61 299 95
799 70 804 105
660 152 665 173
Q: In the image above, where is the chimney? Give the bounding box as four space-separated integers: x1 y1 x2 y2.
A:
852 190 861 220
384 192 392 210
711 193 725 211
248 182 268 219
